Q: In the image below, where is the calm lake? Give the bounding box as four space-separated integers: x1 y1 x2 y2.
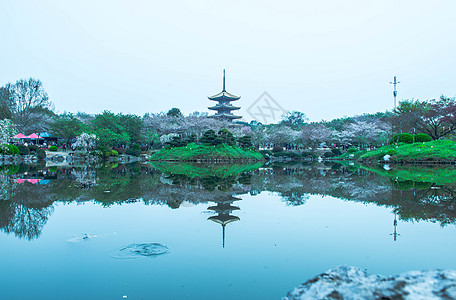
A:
1 161 456 299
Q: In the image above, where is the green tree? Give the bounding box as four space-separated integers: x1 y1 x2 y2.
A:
280 110 308 128
238 135 252 148
392 96 456 140
167 108 183 118
200 130 218 145
217 129 235 145
117 114 143 144
90 111 129 148
0 87 14 119
49 113 84 142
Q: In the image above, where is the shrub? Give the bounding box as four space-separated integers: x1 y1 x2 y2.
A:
200 129 236 146
166 136 188 148
17 144 30 155
126 148 140 157
0 164 19 175
390 133 413 144
217 129 235 146
103 149 118 157
238 135 253 148
376 152 386 160
259 150 272 158
272 146 283 152
0 144 9 154
8 144 19 155
347 148 358 153
36 149 46 160
323 152 335 158
386 149 397 156
331 148 342 156
113 147 126 154
49 145 58 152
28 145 39 153
48 166 58 173
414 133 432 143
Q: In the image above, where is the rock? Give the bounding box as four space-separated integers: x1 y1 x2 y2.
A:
283 266 456 300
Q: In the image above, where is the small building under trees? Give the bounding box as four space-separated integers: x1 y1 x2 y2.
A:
208 70 242 122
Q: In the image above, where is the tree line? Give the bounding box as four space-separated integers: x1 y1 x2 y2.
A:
1 77 456 153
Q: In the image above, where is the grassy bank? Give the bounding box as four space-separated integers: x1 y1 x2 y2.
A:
337 140 456 163
150 143 264 161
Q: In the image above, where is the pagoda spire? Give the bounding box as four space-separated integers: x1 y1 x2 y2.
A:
222 224 226 248
207 69 242 121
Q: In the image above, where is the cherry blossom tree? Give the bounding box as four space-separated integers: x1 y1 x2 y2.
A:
72 133 97 152
0 119 17 144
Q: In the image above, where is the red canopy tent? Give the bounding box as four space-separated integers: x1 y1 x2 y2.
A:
26 133 42 139
12 133 27 139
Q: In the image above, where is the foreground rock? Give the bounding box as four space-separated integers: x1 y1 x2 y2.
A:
284 266 456 300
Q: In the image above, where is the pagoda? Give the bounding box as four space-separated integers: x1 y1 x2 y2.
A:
208 69 242 121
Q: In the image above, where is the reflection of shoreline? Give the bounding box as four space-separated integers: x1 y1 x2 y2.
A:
2 162 456 242
207 195 241 248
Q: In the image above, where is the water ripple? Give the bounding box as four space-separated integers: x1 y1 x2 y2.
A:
112 243 169 259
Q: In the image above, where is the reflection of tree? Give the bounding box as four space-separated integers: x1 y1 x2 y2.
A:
3 161 456 242
2 202 53 240
281 191 309 206
252 163 456 226
0 182 54 241
0 173 18 201
391 186 456 226
73 167 97 188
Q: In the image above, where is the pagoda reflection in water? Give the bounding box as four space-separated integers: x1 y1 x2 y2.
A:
207 195 241 248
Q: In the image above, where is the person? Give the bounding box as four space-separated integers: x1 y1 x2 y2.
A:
62 143 66 152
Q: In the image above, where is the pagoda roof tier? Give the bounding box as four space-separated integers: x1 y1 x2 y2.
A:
208 104 241 111
208 215 240 226
209 196 242 204
208 90 240 102
208 113 242 119
207 204 240 212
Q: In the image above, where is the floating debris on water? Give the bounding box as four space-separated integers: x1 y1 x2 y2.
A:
67 232 116 243
111 243 169 259
67 233 100 243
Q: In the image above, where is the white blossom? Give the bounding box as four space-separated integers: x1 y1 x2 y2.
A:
0 119 17 144
72 132 97 152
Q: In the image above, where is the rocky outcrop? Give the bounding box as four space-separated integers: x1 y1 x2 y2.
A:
284 266 456 300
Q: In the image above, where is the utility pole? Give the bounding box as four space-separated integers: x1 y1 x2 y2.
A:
390 76 400 110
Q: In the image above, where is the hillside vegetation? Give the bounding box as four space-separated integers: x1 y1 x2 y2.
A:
338 140 456 163
150 143 264 161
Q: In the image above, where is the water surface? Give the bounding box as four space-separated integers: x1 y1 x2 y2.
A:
1 162 455 299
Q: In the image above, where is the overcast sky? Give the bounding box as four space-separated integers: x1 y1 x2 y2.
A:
1 0 455 122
